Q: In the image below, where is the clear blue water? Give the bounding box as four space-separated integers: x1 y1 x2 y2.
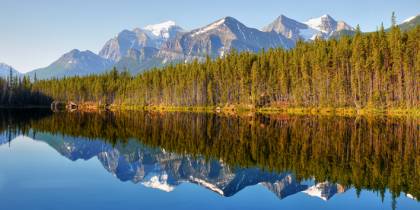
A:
0 111 418 210
0 134 417 210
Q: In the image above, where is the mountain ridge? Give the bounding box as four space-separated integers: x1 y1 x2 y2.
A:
27 49 114 79
21 13 420 79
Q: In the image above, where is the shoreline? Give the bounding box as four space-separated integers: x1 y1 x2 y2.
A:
0 104 419 117
108 105 420 117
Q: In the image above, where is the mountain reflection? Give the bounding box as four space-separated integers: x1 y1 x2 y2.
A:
3 132 346 201
0 110 418 201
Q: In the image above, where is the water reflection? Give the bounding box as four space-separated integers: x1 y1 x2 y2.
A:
3 130 347 201
0 110 418 208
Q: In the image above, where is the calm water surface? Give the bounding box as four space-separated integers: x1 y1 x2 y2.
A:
0 110 418 210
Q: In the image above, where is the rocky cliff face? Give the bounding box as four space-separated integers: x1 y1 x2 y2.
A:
262 14 315 41
99 21 185 62
99 29 158 62
160 17 292 62
304 14 354 39
263 14 354 41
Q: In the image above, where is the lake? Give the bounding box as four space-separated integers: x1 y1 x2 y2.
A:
0 109 418 210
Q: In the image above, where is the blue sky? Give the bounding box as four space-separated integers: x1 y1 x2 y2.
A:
0 0 419 72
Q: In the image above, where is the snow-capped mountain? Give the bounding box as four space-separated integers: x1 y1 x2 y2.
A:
304 14 354 39
261 175 309 199
263 14 319 41
159 16 293 62
144 20 185 40
28 49 114 79
23 13 420 79
303 181 346 201
99 29 157 61
0 63 21 78
263 14 354 42
99 21 184 62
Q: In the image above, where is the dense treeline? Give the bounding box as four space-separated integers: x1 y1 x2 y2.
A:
31 25 420 109
4 111 417 199
0 71 52 106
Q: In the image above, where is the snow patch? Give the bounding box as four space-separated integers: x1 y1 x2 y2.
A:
402 15 417 23
305 16 329 33
141 173 175 192
190 176 224 195
302 183 328 201
304 14 337 34
406 193 416 200
191 18 226 37
236 22 246 39
144 20 177 39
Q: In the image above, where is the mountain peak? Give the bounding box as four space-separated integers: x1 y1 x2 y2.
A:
190 17 232 37
263 15 311 40
278 14 288 19
66 49 96 57
143 20 183 39
209 16 232 25
27 49 113 79
100 28 158 61
302 182 346 201
306 14 336 25
209 16 241 26
321 14 333 19
68 49 81 54
222 16 238 22
116 29 136 38
305 15 340 34
264 15 307 30
145 20 176 28
272 15 296 24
